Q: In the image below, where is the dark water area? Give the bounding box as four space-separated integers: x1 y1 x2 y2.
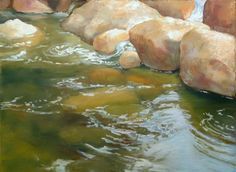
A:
0 9 235 172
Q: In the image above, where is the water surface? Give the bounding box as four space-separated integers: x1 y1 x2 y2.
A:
0 11 235 172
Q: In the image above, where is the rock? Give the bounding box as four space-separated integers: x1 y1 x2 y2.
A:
87 67 126 85
0 19 44 46
180 28 236 97
129 18 209 71
203 0 236 36
0 0 10 10
62 0 160 43
105 104 143 116
140 0 195 19
63 88 139 112
93 29 129 54
13 0 53 13
119 51 141 69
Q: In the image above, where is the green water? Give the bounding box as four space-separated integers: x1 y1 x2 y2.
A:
0 11 235 172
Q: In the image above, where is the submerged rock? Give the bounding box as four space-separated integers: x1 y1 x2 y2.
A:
59 125 109 145
87 67 126 85
63 88 139 112
0 19 44 46
62 0 160 43
203 0 236 36
93 29 129 54
140 0 195 19
129 18 209 71
119 51 141 69
180 28 236 97
0 0 10 10
13 0 53 13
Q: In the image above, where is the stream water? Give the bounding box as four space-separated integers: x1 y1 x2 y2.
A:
0 11 235 172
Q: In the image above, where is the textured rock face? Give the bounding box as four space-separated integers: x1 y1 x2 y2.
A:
129 18 209 71
93 29 129 54
0 19 44 46
119 51 141 69
13 0 53 13
180 28 236 97
0 0 10 10
203 0 236 36
62 0 160 43
140 0 195 19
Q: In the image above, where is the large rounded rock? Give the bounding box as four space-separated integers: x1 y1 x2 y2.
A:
0 19 44 47
62 0 160 44
180 28 236 97
93 29 129 54
0 0 10 10
203 0 236 36
140 0 195 19
129 18 209 71
13 0 53 13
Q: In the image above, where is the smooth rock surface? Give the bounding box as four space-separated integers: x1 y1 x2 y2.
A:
129 18 209 71
119 51 141 69
140 0 195 19
203 0 236 36
13 0 53 13
87 67 126 85
180 28 236 97
93 29 129 54
0 19 44 46
62 0 161 43
63 88 139 112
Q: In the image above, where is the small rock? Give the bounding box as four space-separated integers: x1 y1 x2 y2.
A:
180 28 236 97
203 0 236 36
119 51 141 69
0 19 44 46
13 0 53 13
140 0 195 19
93 29 129 54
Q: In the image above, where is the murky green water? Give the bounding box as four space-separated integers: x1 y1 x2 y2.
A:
0 11 235 172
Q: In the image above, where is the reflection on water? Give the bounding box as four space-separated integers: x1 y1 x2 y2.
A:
0 10 236 172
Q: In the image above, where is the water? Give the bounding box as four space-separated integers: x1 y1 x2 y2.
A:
0 10 236 172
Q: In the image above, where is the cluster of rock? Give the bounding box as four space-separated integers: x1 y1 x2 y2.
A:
0 0 235 98
61 0 235 98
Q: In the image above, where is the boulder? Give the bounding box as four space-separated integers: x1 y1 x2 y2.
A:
63 88 139 112
13 0 53 13
0 0 10 10
119 51 141 69
62 0 161 43
129 18 209 71
180 28 236 97
93 29 129 54
0 19 44 46
203 0 236 36
140 0 195 19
